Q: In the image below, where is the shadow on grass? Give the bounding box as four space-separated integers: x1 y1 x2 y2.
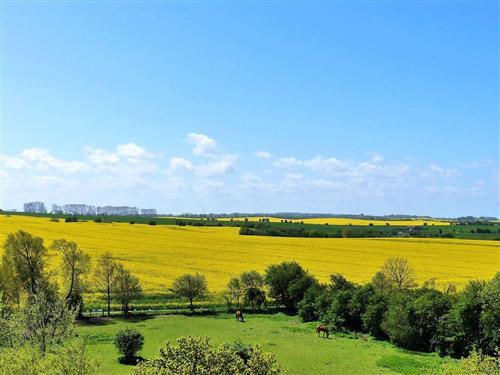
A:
114 314 155 323
76 317 118 326
118 356 146 366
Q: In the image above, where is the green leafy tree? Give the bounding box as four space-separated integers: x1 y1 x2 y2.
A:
3 231 48 294
240 271 265 311
480 272 500 354
223 277 243 311
265 261 316 312
21 288 77 354
171 273 208 312
113 264 142 315
93 252 117 317
51 239 91 315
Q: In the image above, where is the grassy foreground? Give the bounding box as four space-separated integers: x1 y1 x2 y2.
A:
76 314 453 375
1 215 498 292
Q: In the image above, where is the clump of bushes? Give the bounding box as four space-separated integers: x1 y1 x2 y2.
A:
65 216 78 222
133 336 282 374
148 220 156 226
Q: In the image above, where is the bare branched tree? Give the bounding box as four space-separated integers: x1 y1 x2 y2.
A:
380 257 417 290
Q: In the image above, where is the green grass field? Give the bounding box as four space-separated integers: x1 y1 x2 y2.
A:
76 314 454 375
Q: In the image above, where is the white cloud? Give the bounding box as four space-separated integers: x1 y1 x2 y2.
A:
273 157 302 168
196 160 235 177
20 148 88 173
169 157 194 172
86 148 120 165
422 164 459 178
187 133 217 156
256 151 272 159
1 155 29 169
117 143 147 158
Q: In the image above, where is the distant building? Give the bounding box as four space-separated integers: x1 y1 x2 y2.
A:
62 204 97 216
140 208 157 216
49 202 156 216
96 206 139 216
23 201 47 213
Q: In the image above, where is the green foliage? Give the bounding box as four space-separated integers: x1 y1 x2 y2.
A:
435 275 500 358
171 273 208 311
265 261 317 312
93 252 118 317
114 329 144 359
0 339 97 375
3 231 48 294
113 264 142 314
240 271 266 311
132 335 283 375
51 239 91 315
382 290 451 351
426 350 500 375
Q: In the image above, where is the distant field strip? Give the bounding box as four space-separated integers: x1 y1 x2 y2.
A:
1 215 497 292
217 217 450 226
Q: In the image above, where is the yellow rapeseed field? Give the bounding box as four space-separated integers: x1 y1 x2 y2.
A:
218 217 450 226
1 215 498 293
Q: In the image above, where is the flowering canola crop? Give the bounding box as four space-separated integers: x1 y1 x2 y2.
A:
1 215 497 292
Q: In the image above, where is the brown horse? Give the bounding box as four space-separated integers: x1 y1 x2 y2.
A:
235 309 244 322
316 324 329 338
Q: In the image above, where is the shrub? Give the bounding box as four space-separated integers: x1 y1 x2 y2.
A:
49 218 60 222
133 335 282 375
115 329 144 359
148 220 156 226
94 217 102 223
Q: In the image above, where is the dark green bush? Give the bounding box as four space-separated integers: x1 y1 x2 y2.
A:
115 329 144 359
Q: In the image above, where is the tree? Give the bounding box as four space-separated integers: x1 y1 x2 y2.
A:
265 261 316 312
0 254 21 307
0 339 98 375
362 292 388 339
115 329 144 362
51 239 91 315
381 292 416 349
171 273 208 312
240 271 265 311
380 257 417 290
21 288 77 354
224 277 243 311
480 272 500 355
435 279 489 358
133 335 283 375
3 231 48 294
113 264 142 315
93 252 117 317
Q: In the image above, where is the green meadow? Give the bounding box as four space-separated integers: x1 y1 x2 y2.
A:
77 313 454 375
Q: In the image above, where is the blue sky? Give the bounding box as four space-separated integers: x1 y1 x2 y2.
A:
2 2 498 216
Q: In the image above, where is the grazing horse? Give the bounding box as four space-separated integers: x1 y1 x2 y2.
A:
235 309 244 322
316 324 329 338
